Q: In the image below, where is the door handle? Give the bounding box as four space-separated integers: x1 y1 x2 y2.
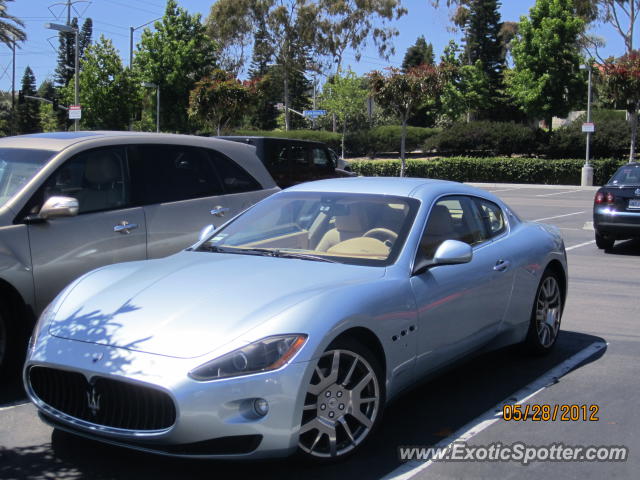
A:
210 206 230 217
493 259 511 272
114 221 139 234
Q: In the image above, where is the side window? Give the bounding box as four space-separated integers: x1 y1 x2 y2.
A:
289 145 309 167
206 149 262 194
311 147 330 167
128 145 223 205
419 196 488 259
475 198 507 238
40 147 128 215
265 141 289 174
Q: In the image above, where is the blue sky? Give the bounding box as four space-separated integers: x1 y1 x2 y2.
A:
0 0 637 92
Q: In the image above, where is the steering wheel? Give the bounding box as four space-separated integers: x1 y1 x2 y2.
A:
363 228 398 248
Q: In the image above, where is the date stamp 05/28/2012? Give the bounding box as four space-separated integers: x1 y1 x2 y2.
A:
502 404 600 422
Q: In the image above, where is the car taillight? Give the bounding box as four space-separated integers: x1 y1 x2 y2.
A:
606 192 615 204
595 191 615 205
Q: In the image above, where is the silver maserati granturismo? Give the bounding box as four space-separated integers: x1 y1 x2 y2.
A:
24 177 567 461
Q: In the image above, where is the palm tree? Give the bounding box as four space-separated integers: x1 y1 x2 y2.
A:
0 0 26 47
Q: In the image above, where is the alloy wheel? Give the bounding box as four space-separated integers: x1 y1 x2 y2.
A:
535 276 562 348
299 349 380 458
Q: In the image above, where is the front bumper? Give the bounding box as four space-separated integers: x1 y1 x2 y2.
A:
24 334 312 459
594 207 640 238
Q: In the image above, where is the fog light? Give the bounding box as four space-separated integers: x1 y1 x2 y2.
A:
253 398 269 417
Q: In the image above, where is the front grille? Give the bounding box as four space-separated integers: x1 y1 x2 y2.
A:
29 366 176 431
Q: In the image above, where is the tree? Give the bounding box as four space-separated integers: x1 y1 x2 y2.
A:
188 69 256 135
54 18 93 87
508 0 585 133
464 0 504 83
0 0 25 46
61 36 140 130
439 42 491 124
600 51 640 161
135 0 217 133
321 69 368 158
369 66 446 176
402 36 435 70
16 66 40 134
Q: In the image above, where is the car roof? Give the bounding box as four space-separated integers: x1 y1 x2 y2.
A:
0 131 247 152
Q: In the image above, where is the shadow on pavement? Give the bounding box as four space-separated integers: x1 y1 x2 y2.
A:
605 239 640 256
0 331 605 480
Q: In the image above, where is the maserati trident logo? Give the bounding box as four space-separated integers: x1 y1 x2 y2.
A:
635 188 640 197
86 386 101 416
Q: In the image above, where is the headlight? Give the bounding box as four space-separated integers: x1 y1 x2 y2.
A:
188 334 307 381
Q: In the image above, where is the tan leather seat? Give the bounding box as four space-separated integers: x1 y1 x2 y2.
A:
76 151 123 213
421 205 454 258
316 203 369 251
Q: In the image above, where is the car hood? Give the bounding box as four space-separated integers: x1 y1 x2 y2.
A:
48 251 384 358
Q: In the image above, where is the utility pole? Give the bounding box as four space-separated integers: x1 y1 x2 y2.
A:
11 36 15 136
581 63 594 186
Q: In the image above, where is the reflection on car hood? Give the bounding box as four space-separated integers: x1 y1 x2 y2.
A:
48 251 383 358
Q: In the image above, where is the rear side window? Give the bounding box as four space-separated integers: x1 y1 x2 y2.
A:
475 198 507 238
128 145 223 205
205 149 261 194
312 147 330 167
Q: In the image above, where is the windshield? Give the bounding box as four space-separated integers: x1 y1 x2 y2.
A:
0 148 56 208
609 164 640 186
199 192 420 266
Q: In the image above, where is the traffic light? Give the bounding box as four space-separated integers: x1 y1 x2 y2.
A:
18 90 24 104
52 98 59 111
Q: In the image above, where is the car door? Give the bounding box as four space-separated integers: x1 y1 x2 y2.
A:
128 144 265 259
410 195 512 376
26 146 147 313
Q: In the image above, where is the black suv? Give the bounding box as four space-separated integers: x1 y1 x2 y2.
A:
218 136 354 188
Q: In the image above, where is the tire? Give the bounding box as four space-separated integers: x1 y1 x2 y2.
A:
523 271 563 355
297 337 385 461
595 231 614 250
0 302 17 380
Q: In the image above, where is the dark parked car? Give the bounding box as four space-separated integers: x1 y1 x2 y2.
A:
218 136 355 188
593 162 640 249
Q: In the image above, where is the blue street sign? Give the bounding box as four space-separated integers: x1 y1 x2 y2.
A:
303 109 327 118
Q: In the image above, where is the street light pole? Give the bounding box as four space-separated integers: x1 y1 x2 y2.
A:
581 63 594 186
129 18 161 67
45 22 80 131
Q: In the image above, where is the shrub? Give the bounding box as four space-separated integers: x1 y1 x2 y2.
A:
547 110 630 159
424 121 541 157
349 157 626 186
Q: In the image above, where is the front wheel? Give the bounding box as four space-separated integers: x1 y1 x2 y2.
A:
523 271 563 354
595 231 614 250
298 338 384 461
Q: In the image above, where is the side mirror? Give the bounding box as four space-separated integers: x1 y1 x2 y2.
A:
39 196 79 220
412 239 473 275
199 224 215 241
433 240 473 266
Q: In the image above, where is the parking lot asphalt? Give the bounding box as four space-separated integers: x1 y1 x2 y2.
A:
1 184 638 480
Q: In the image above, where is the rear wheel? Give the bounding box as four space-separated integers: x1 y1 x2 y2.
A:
595 231 614 250
298 338 384 461
524 271 563 354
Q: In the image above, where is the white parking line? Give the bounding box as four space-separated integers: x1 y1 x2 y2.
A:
488 187 526 193
566 240 596 251
382 341 607 480
0 401 29 411
533 211 586 222
535 189 583 197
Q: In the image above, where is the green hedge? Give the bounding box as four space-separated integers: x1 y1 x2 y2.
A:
350 157 626 186
424 121 541 156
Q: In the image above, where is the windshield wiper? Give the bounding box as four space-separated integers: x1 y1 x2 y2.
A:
197 244 239 254
234 248 339 263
